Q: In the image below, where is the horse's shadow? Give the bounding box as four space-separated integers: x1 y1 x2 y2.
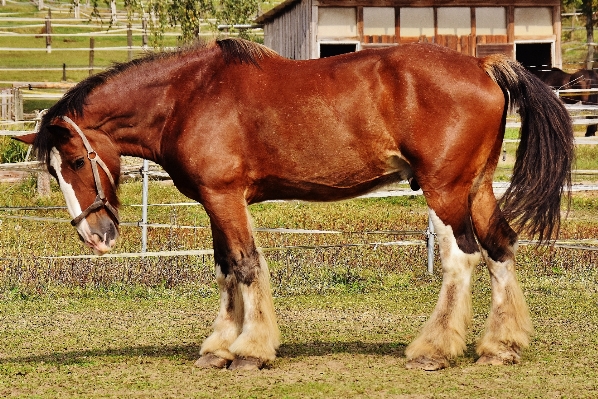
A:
277 341 407 358
1 341 409 366
1 342 480 366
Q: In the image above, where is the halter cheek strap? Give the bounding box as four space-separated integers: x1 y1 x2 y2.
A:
60 116 120 226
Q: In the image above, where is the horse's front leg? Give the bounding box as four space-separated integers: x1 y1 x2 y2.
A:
405 208 481 370
194 261 243 369
195 194 280 370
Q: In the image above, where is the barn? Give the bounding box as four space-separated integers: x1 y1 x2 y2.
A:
255 0 562 69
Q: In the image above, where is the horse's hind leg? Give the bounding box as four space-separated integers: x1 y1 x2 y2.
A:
405 199 481 370
470 183 532 365
195 193 280 370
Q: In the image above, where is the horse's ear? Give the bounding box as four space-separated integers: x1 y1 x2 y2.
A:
12 133 37 145
47 117 73 141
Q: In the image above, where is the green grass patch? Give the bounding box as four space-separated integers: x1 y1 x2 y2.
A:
1 9 598 396
0 266 596 398
0 178 597 397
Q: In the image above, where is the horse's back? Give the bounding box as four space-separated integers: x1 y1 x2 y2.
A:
172 43 506 203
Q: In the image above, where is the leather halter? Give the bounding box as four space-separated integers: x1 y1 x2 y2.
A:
61 116 120 226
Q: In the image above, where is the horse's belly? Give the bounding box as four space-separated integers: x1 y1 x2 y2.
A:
251 152 414 203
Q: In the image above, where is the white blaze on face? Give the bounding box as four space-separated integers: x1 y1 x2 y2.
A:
49 147 94 242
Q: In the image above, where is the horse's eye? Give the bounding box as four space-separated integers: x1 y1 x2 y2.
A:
73 158 85 171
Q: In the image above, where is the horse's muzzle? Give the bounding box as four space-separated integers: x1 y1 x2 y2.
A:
76 216 119 255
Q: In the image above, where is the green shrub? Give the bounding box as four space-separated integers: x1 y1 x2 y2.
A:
0 136 29 163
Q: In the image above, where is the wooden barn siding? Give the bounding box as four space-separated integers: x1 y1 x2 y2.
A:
264 0 313 59
261 0 560 63
315 1 559 6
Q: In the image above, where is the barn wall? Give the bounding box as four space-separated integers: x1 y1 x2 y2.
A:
263 0 313 59
259 0 561 66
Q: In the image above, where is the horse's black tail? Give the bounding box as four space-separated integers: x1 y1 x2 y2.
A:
481 55 574 243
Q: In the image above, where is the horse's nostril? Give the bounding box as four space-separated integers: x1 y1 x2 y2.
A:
100 219 119 244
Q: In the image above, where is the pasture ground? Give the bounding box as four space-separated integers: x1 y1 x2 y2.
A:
0 180 597 398
2 3 598 397
0 265 597 398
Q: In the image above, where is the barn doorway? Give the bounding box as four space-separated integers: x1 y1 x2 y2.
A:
318 42 358 58
515 42 554 70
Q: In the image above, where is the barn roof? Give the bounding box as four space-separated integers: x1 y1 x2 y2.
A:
255 0 301 24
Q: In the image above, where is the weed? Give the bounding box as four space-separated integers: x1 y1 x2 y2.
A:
0 136 29 163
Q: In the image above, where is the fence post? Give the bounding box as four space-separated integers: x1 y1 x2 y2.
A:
29 111 51 197
110 0 117 25
426 216 435 274
12 88 23 121
142 17 148 49
587 43 595 71
89 37 95 76
127 23 133 61
74 0 80 19
140 159 149 253
1 89 9 120
38 0 43 10
45 15 52 53
37 172 51 197
62 63 67 81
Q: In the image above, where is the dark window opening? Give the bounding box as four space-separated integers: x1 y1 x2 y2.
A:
319 43 357 58
516 42 552 71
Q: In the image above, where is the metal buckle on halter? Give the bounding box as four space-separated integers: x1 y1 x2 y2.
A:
60 116 120 226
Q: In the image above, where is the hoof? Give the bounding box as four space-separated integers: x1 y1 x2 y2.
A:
405 356 450 371
476 352 521 366
194 353 232 369
229 356 265 371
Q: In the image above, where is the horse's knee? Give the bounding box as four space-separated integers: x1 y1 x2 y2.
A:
215 245 262 285
229 249 261 286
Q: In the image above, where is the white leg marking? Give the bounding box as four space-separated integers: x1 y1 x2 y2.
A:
200 264 244 361
406 209 481 363
229 250 280 361
477 244 532 364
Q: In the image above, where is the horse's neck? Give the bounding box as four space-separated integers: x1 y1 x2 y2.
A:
86 64 189 162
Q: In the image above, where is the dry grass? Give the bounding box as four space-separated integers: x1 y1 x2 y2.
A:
0 180 597 397
0 265 596 398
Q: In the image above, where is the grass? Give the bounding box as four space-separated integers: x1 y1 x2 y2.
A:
0 178 598 397
0 263 596 398
1 6 598 397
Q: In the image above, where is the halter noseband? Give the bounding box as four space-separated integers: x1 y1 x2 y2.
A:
60 116 120 226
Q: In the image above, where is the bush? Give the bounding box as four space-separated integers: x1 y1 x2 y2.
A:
0 136 29 163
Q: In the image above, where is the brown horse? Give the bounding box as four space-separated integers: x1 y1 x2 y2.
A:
529 67 572 91
529 67 598 136
19 39 573 371
569 68 598 104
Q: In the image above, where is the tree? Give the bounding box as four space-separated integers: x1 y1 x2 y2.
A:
90 0 259 47
216 0 260 39
164 0 215 44
563 0 598 68
217 0 259 26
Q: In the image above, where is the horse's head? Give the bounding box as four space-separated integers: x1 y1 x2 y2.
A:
19 115 121 255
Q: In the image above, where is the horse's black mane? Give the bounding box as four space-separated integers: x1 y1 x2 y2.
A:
34 38 278 163
43 38 276 122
